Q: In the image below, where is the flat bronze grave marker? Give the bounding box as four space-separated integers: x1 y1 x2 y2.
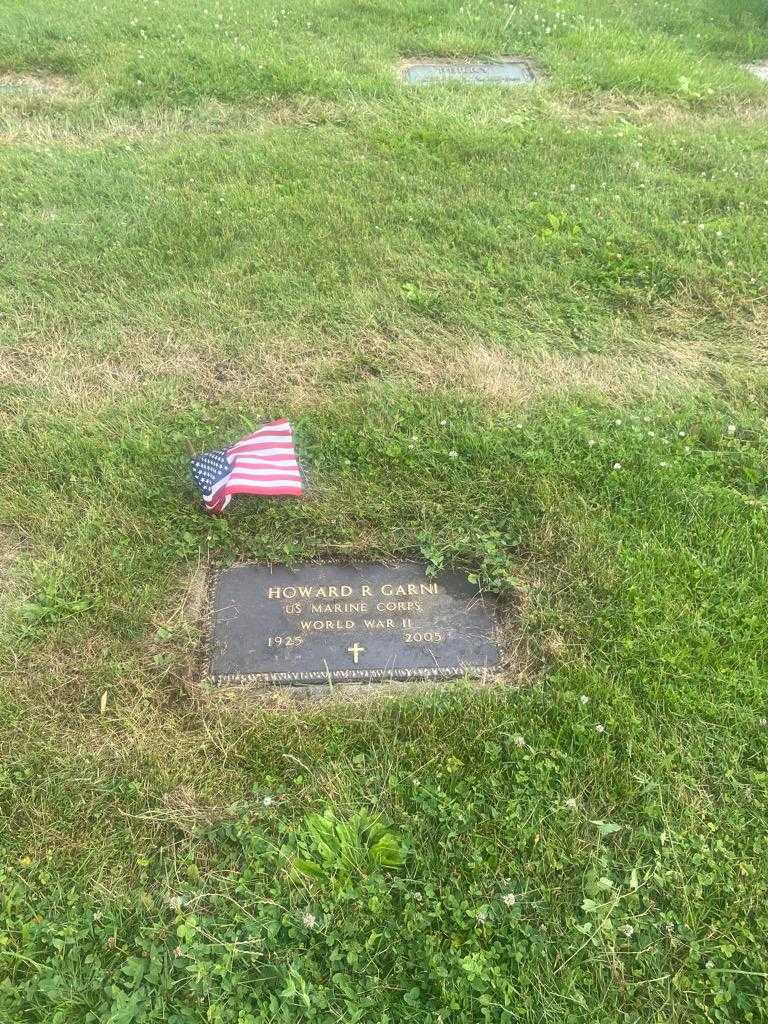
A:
0 74 62 94
206 563 501 688
402 58 537 86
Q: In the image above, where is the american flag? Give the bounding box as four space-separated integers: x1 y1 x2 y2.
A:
191 419 304 514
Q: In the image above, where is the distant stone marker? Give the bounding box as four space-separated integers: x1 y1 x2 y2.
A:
402 58 537 86
205 563 502 688
748 62 768 82
0 73 67 95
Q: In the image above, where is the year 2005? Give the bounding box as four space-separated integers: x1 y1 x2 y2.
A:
405 631 443 643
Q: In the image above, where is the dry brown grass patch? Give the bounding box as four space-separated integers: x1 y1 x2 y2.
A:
406 318 766 406
0 524 25 578
155 565 209 633
4 312 766 419
0 99 344 145
147 565 210 690
139 784 240 834
549 93 768 126
0 328 355 414
450 343 708 405
0 525 31 617
0 106 259 146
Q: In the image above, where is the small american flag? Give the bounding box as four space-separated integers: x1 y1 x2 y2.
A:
191 419 304 514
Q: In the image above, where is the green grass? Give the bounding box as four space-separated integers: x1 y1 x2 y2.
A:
1 0 768 1020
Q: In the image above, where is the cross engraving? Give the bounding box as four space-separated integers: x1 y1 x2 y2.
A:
346 642 365 664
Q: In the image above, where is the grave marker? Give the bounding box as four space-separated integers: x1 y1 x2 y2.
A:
205 562 502 688
0 74 68 95
402 58 537 86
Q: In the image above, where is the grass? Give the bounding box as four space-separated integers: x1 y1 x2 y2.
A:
1 0 768 1020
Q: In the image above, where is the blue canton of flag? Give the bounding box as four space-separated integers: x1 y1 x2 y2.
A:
190 449 232 504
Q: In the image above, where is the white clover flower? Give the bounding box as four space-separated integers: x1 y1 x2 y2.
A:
660 461 668 467
262 796 274 807
595 724 605 734
706 960 714 969
580 694 590 704
614 419 622 426
727 424 736 436
448 450 458 459
302 912 317 928
502 893 517 907
613 462 622 470
759 717 767 727
678 431 686 437
513 734 526 748
476 909 489 924
587 439 596 446
440 419 448 426
621 924 634 937
344 458 351 466
565 797 578 809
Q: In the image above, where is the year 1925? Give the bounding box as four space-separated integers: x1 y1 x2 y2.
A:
266 636 303 648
